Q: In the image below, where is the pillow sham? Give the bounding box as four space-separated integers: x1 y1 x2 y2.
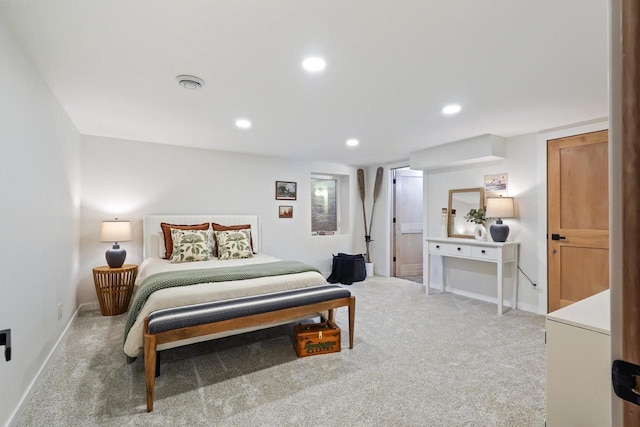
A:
169 228 212 263
214 229 253 260
160 222 210 259
211 223 254 255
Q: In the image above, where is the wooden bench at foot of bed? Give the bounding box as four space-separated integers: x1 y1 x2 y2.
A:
143 285 356 412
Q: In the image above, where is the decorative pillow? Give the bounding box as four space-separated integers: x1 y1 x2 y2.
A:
169 229 212 263
211 223 254 255
215 229 253 260
160 222 209 259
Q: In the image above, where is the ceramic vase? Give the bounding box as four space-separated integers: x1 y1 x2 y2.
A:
365 262 374 277
440 210 448 237
474 224 487 241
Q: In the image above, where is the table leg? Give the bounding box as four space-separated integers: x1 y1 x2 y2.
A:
425 252 431 295
513 250 519 310
497 257 504 315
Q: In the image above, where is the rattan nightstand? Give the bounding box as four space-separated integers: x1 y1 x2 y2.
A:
92 264 138 316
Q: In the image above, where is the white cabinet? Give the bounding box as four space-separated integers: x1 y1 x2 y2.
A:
546 290 611 427
425 237 519 315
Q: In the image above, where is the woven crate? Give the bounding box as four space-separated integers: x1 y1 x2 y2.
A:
293 321 341 357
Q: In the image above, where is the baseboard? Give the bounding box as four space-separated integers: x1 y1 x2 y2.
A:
5 306 81 427
446 287 505 305
445 287 538 314
79 302 99 311
515 302 540 314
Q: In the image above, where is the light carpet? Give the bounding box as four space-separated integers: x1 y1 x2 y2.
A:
17 276 545 427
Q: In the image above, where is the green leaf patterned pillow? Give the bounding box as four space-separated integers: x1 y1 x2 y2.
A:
215 229 253 260
170 229 212 263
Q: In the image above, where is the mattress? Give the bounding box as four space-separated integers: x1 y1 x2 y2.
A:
123 253 327 357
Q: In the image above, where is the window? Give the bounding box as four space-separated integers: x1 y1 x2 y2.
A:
311 177 337 233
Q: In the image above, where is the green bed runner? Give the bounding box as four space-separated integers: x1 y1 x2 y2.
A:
124 260 320 355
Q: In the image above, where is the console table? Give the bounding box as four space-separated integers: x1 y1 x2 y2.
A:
425 237 519 315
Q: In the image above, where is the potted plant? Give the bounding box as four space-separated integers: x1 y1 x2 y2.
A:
465 208 487 240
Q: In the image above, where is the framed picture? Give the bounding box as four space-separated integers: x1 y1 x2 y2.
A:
279 205 293 218
484 173 508 200
275 181 297 200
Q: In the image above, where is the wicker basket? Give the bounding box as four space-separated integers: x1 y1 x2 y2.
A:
92 265 137 316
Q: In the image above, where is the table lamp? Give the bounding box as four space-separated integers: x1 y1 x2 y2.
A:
101 219 132 268
485 197 515 242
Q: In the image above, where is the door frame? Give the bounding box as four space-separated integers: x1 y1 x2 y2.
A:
610 0 639 424
546 130 610 312
535 120 609 315
390 167 424 277
378 161 415 278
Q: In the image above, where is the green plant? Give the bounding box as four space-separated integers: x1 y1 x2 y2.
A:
464 208 486 225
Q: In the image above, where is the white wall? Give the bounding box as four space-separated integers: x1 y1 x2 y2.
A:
356 165 391 275
0 17 81 427
414 119 609 314
79 135 363 305
359 161 413 278
423 133 541 312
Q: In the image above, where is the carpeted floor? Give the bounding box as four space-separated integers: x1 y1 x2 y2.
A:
17 276 546 427
398 275 423 284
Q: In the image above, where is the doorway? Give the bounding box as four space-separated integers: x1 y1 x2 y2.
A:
547 129 609 312
391 167 424 282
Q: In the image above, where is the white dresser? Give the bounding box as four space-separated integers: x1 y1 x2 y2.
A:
546 290 611 427
425 237 519 315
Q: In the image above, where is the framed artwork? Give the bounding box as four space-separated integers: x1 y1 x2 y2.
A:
484 173 508 200
279 206 293 218
275 181 297 200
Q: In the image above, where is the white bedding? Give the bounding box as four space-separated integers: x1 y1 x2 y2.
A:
124 254 327 357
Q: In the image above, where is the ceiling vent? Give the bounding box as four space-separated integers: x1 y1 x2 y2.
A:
176 75 205 90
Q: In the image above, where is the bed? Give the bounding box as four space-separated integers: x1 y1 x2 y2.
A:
123 214 329 360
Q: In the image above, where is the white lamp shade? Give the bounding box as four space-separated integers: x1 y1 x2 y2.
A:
485 197 515 219
101 221 132 242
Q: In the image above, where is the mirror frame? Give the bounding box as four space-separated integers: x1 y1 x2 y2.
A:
448 187 485 239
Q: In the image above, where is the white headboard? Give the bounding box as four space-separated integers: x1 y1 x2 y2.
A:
143 215 261 259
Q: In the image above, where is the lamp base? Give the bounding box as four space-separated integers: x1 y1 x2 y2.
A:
106 244 127 268
489 219 510 242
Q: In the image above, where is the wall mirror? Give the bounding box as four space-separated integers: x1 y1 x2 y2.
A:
448 188 485 238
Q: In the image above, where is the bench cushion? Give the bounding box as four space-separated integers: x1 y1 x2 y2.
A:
147 285 351 334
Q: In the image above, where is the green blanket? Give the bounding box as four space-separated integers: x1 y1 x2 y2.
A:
124 260 321 357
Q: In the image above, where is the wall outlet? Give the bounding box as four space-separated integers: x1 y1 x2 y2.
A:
57 303 62 320
0 329 11 361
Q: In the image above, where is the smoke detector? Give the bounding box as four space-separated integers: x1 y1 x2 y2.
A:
176 75 205 90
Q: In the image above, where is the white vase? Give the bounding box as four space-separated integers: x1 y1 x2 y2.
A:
365 262 374 277
440 210 448 237
474 224 487 241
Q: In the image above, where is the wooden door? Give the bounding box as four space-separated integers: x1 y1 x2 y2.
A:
547 130 609 312
392 169 423 277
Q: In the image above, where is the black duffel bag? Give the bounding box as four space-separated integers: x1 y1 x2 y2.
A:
327 253 366 285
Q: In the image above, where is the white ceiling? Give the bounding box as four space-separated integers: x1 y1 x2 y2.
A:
0 1 608 166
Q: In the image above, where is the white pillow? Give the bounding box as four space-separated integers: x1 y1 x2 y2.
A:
158 231 166 258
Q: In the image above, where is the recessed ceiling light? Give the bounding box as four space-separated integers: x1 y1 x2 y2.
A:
346 139 359 147
235 119 252 129
302 57 326 72
176 75 205 90
442 104 461 115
